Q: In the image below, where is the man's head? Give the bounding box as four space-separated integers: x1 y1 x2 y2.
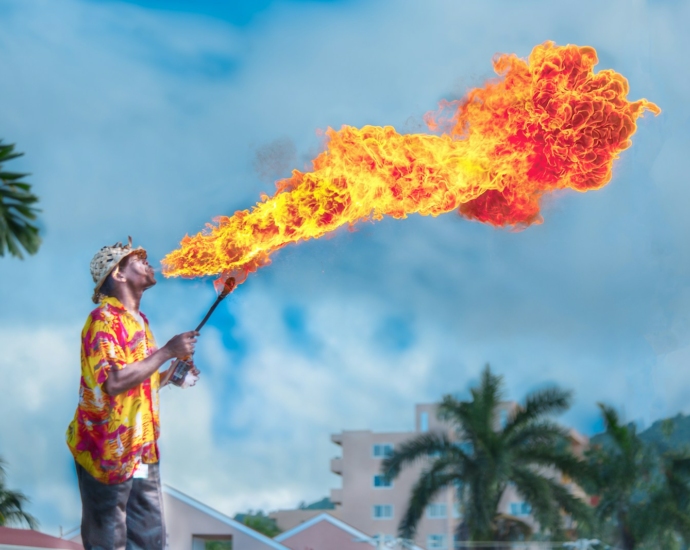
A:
90 238 156 303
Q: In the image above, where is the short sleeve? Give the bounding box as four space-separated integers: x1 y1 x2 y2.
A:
82 316 127 385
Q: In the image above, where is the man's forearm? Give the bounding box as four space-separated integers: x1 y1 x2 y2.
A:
104 346 174 396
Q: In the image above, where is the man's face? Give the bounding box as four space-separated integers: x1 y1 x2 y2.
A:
117 250 156 291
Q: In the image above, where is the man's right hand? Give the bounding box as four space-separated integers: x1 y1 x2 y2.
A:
163 331 199 360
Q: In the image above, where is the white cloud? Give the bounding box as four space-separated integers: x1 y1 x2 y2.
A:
0 325 82 530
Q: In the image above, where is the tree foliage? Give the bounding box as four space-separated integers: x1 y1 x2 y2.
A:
382 365 591 543
585 404 690 550
234 510 281 538
0 458 38 529
0 141 41 259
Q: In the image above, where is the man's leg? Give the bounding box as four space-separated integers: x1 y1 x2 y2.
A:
125 463 166 550
76 462 132 550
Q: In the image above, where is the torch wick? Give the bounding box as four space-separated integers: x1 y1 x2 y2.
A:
194 277 236 333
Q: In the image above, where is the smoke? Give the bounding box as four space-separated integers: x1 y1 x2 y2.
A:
253 137 297 183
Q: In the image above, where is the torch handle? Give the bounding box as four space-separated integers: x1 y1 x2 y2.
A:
165 277 236 387
194 296 223 333
193 277 236 333
163 302 218 386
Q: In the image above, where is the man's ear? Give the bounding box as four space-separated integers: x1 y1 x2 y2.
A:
111 265 127 283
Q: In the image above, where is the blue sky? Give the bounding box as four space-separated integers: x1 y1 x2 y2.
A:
0 0 688 535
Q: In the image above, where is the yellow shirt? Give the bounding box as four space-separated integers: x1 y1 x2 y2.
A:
66 296 160 484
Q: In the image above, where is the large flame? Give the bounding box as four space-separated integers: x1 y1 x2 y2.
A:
162 42 659 285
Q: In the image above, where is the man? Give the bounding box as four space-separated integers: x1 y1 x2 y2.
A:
66 238 198 550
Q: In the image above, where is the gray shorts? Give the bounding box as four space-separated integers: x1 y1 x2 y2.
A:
75 461 166 550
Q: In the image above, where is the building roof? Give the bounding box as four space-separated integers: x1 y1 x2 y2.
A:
275 513 374 545
163 485 290 550
275 513 425 550
0 527 83 550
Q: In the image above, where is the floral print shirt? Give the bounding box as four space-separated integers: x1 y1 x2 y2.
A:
66 296 160 484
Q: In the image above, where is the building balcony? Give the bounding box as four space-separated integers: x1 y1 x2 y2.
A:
330 488 343 505
330 457 343 475
331 433 343 446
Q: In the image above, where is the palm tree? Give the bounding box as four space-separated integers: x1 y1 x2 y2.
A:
0 140 41 258
381 366 591 544
0 458 38 528
586 404 690 550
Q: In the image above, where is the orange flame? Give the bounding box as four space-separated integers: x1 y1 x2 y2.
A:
162 42 659 286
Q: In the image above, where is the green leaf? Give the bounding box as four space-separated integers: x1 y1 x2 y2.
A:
0 141 41 259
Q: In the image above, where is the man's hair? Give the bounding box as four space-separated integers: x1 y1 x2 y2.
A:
99 254 135 298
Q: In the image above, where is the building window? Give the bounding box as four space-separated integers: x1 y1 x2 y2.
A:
510 502 532 516
373 475 393 488
427 503 447 518
373 504 394 519
420 412 429 432
427 534 447 549
373 444 394 458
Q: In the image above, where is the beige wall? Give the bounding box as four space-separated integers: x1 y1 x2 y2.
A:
330 408 459 549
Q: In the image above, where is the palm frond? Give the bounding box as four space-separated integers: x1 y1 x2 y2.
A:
478 365 503 413
0 143 23 163
598 403 636 452
382 432 466 480
0 140 41 259
439 366 508 455
511 465 561 533
0 456 38 529
437 394 477 440
507 420 569 449
514 444 592 485
543 476 593 531
505 387 573 435
0 488 38 529
398 463 459 539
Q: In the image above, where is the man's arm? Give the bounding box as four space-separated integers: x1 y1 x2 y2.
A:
104 331 198 396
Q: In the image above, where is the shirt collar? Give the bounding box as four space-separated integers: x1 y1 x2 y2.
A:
100 296 148 324
101 295 127 312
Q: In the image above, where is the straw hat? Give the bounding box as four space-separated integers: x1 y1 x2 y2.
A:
90 236 145 303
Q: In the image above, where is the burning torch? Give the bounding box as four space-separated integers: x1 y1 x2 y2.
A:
163 277 237 387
